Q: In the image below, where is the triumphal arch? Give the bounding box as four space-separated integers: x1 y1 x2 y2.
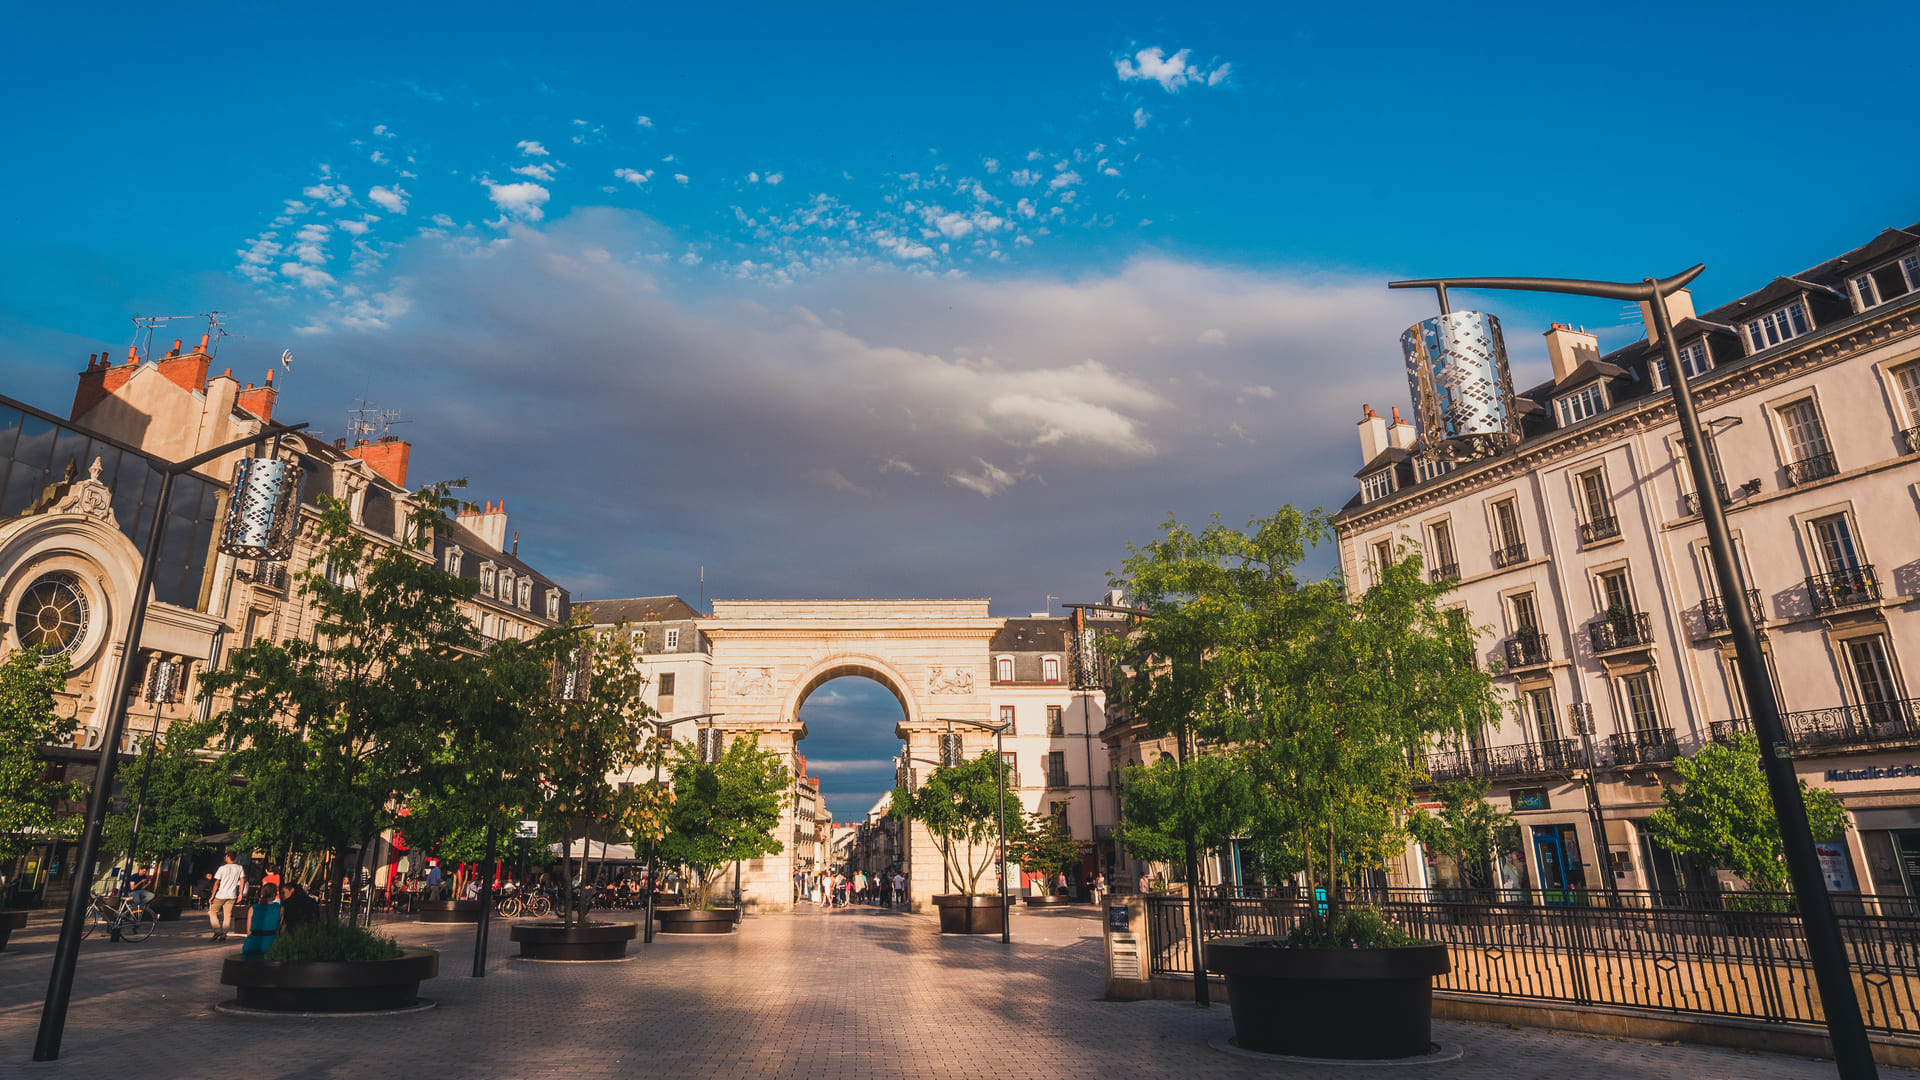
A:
700 599 1004 912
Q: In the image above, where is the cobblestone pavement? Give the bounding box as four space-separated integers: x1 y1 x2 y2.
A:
0 903 1903 1079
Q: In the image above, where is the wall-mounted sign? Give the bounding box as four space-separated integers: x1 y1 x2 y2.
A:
1107 905 1130 933
1824 764 1920 782
1511 788 1550 811
1816 842 1856 891
515 820 540 839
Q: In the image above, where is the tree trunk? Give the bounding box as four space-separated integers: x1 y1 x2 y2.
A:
561 835 575 928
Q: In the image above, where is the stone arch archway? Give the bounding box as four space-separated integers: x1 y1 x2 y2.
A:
783 653 921 737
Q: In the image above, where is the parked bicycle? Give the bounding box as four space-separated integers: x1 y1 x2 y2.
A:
82 893 156 942
496 885 551 919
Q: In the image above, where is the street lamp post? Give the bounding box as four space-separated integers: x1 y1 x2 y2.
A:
35 423 307 1062
1389 267 1876 1079
642 712 721 943
897 753 946 902
940 716 1011 945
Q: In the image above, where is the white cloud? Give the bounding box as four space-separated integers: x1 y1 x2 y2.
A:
570 119 603 144
303 182 352 207
373 124 395 138
1197 328 1228 345
512 163 557 181
636 115 654 128
368 185 409 214
290 224 331 265
1208 63 1231 86
948 460 1017 497
747 172 760 184
1049 170 1082 191
1238 384 1275 400
279 262 335 289
517 140 549 156
614 167 654 185
673 174 689 185
483 180 550 222
1015 198 1036 219
879 457 918 476
235 234 281 282
983 158 1000 174
336 214 379 237
1115 46 1230 93
1011 169 1038 187
765 172 784 185
430 213 455 228
1132 107 1151 129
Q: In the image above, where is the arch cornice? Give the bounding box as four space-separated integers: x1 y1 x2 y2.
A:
779 651 923 734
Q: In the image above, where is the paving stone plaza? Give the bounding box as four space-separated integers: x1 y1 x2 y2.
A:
0 905 1903 1080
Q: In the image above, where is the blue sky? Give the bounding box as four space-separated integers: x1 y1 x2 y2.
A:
6 2 1917 816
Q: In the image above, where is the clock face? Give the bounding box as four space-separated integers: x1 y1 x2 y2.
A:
17 572 88 656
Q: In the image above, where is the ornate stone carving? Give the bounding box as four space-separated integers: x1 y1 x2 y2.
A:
51 457 119 526
927 667 973 695
726 666 774 697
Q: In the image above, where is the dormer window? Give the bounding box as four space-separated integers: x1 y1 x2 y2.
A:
546 589 560 620
443 545 463 575
479 562 496 596
1745 300 1810 353
1650 341 1711 389
996 656 1014 682
1852 255 1920 311
1412 456 1454 484
1042 656 1060 683
1359 469 1394 503
498 569 514 601
517 578 532 610
665 628 681 650
1554 383 1606 427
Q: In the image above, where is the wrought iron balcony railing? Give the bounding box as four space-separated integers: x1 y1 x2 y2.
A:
1503 632 1551 670
1588 611 1654 654
1787 452 1840 486
1905 427 1920 455
1578 515 1621 545
1608 727 1678 766
1712 698 1920 754
1807 566 1880 615
1682 484 1732 516
1429 561 1460 583
1424 739 1586 783
1491 542 1529 569
1701 590 1764 635
1045 767 1069 789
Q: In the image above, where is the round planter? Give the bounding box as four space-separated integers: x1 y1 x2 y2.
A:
0 910 26 951
933 895 1005 935
220 948 438 1013
508 920 638 959
656 908 736 934
416 899 483 924
150 896 189 922
652 892 683 908
1206 938 1450 1060
1021 894 1074 907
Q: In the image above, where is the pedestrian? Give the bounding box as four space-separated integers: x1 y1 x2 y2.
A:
261 864 282 889
424 861 443 901
892 871 906 907
281 882 320 933
193 871 214 909
208 853 247 942
854 870 867 903
1092 872 1108 907
241 882 283 958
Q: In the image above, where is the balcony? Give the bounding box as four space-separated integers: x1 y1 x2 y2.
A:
1578 515 1621 545
1904 427 1920 455
1424 739 1586 783
1608 727 1678 766
1807 566 1880 615
1491 542 1529 569
1429 561 1460 583
1044 767 1068 789
1787 452 1839 486
1701 590 1764 635
1683 484 1732 516
1588 611 1655 655
1712 698 1920 755
1503 632 1551 670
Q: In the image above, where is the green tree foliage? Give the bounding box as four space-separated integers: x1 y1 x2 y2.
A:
102 733 224 864
0 648 80 881
657 735 788 909
1406 780 1514 892
1008 799 1084 892
889 750 1008 896
1648 731 1849 893
1110 507 1498 912
1114 753 1257 867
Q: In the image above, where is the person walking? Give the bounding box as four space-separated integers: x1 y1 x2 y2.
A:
892 871 906 908
241 883 283 958
1092 872 1108 907
424 861 443 901
209 853 247 942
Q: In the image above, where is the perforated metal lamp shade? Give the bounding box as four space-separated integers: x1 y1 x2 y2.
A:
552 639 593 703
218 457 302 561
1400 310 1521 460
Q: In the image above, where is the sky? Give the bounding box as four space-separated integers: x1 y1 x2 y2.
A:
6 2 1918 818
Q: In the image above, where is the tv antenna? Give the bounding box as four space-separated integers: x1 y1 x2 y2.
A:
128 313 218 364
346 398 410 442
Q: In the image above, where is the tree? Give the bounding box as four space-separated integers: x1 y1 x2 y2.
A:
889 750 1007 896
0 648 80 896
101 734 224 866
657 735 788 909
1113 753 1256 873
1008 799 1083 895
1110 507 1498 914
1648 731 1849 894
1406 780 1514 896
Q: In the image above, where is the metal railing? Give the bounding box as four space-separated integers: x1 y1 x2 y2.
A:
1504 633 1551 670
1787 451 1840 486
1683 484 1731 516
1429 561 1460 583
1808 566 1880 615
1701 590 1763 635
1588 611 1654 654
1492 542 1529 569
1608 726 1678 765
1424 739 1585 783
1045 767 1068 789
1578 515 1621 544
1713 698 1920 754
1143 890 1920 1035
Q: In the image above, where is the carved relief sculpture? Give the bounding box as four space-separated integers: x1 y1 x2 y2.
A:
927 667 974 695
726 666 775 697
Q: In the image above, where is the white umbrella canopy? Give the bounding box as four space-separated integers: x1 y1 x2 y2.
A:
548 839 638 862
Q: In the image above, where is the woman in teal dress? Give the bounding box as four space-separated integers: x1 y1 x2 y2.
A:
241 882 282 958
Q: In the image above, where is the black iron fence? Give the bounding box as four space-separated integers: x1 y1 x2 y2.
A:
1787 451 1840 486
1712 698 1920 754
1492 543 1529 569
1578 515 1621 545
1504 633 1551 670
1143 890 1920 1035
1608 726 1678 765
1808 566 1880 615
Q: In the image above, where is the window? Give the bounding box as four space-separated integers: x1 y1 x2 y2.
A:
1555 383 1605 426
1042 656 1060 683
999 705 1016 734
996 656 1014 682
1853 256 1920 310
14 572 88 656
1651 341 1711 388
1372 538 1394 578
1427 521 1458 580
1510 592 1541 636
1808 513 1862 574
1577 469 1615 538
1046 705 1065 736
479 563 496 596
546 590 561 620
1412 455 1454 484
1046 751 1068 788
1620 672 1661 734
1359 469 1394 503
443 545 463 574
1894 362 1920 425
1745 301 1811 352
664 628 681 650
1597 569 1633 616
1001 751 1018 787
517 579 532 610
1844 635 1902 722
1491 498 1526 566
658 672 676 699
1778 399 1829 463
1525 687 1557 746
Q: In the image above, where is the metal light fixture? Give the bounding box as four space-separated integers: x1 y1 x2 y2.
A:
1401 308 1522 461
219 456 302 561
551 637 593 703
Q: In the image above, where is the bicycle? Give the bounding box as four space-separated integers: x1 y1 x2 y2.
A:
82 894 157 942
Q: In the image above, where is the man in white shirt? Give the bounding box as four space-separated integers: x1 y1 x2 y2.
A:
209 853 247 942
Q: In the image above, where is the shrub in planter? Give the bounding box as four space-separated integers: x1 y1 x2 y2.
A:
222 919 435 1013
654 736 788 932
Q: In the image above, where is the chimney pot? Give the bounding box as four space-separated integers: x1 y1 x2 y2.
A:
222 368 231 377
170 339 181 356
265 369 274 384
197 333 210 352
126 345 138 365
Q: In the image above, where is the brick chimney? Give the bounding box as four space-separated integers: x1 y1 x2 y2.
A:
347 435 412 488
1357 404 1389 464
235 369 279 423
458 500 510 553
157 334 211 394
1637 289 1696 346
1387 405 1418 451
1543 323 1601 383
71 346 140 420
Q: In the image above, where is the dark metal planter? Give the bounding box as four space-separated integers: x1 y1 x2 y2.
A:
933 895 1005 935
1021 894 1075 907
150 896 188 922
416 899 483 923
0 910 26 951
509 920 638 959
656 908 736 934
1206 938 1450 1059
220 948 438 1013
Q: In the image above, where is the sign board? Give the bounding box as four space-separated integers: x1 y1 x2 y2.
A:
1816 842 1856 892
515 820 540 839
1107 904 1131 933
1106 933 1145 981
1511 788 1550 811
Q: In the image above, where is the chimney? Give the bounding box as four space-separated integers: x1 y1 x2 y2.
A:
1387 405 1418 451
71 346 140 420
1637 289 1696 346
458 499 510 553
156 332 212 394
346 434 412 487
235 369 279 423
1357 404 1389 464
1543 323 1601 383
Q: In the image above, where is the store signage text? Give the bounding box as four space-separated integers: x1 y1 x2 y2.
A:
1824 764 1920 782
